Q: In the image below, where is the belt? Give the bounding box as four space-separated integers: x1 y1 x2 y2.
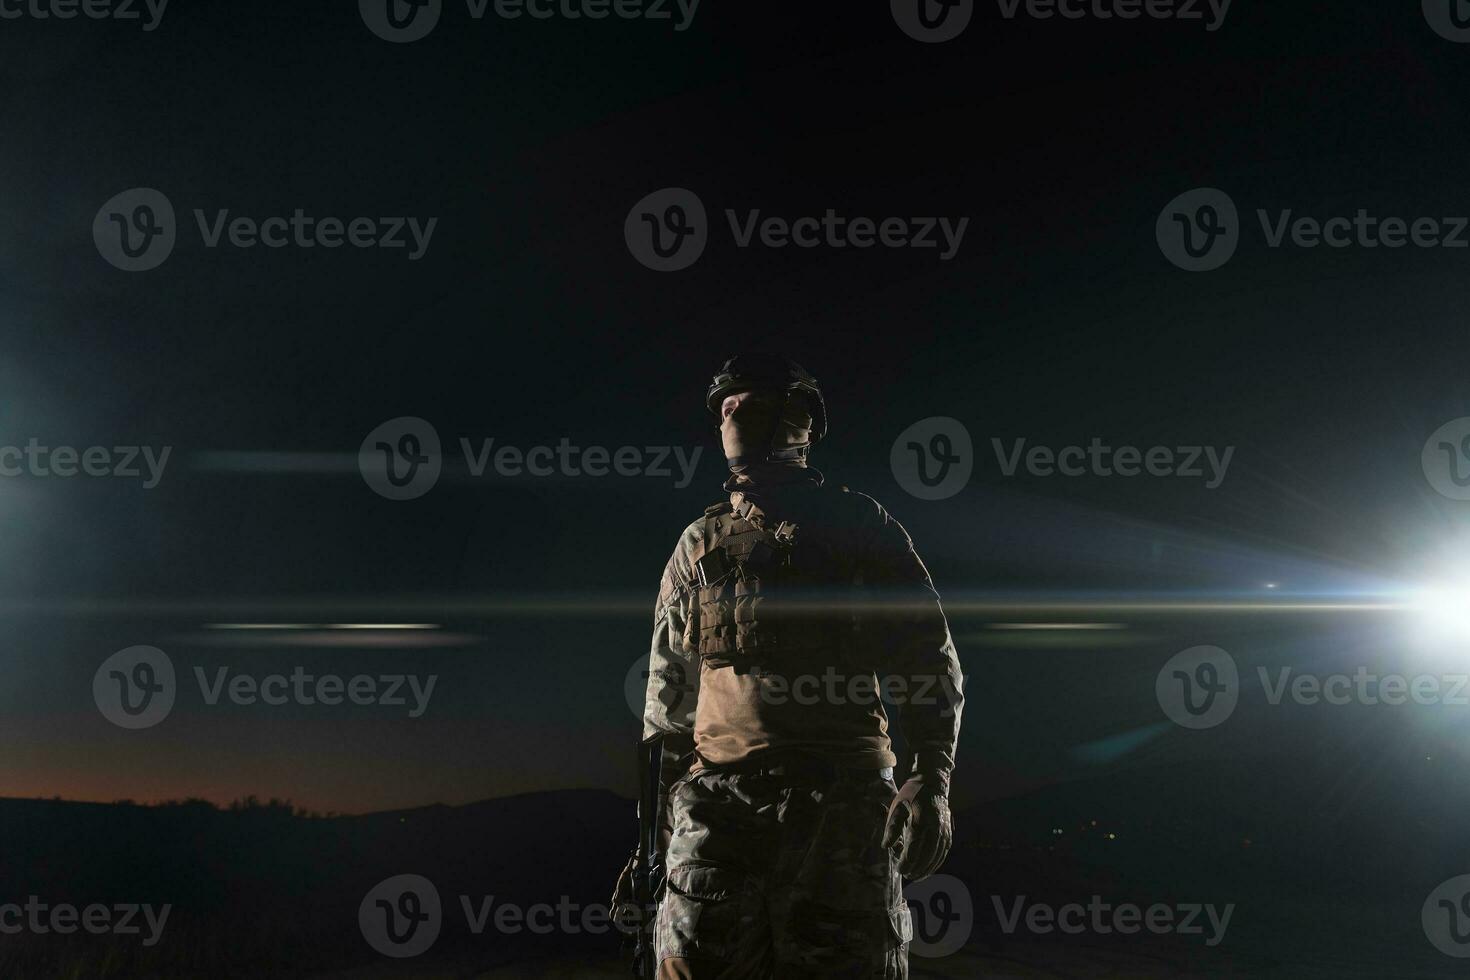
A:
698 753 893 783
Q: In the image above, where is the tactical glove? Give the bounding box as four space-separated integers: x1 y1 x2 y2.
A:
611 850 643 932
882 771 953 880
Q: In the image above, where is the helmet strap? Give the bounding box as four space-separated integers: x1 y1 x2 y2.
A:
763 390 791 463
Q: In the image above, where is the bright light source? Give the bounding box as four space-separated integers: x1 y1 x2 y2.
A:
1409 580 1470 644
1405 575 1470 658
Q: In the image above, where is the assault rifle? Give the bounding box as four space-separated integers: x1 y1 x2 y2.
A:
613 735 665 979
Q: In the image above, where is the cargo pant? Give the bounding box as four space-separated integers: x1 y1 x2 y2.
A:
654 764 913 979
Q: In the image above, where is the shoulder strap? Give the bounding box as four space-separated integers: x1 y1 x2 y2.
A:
729 492 798 546
689 502 738 568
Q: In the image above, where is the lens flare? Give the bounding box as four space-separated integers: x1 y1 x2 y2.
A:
1410 583 1470 643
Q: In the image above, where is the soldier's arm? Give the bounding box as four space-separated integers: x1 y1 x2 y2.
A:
643 520 702 741
859 497 964 793
642 521 703 847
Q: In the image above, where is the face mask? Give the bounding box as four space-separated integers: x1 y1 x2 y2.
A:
720 393 814 471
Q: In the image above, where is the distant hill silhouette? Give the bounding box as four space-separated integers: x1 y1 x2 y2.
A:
2 758 1466 977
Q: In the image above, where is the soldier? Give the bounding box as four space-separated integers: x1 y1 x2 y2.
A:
637 354 964 979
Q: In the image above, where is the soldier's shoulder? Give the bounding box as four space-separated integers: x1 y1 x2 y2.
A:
658 510 719 606
671 501 730 555
672 516 706 553
822 485 891 525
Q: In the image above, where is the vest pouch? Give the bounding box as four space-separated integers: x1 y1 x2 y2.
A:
733 574 772 653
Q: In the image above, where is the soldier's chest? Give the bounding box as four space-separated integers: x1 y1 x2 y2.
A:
687 510 863 667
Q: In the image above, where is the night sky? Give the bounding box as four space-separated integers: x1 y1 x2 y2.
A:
2 0 1469 816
